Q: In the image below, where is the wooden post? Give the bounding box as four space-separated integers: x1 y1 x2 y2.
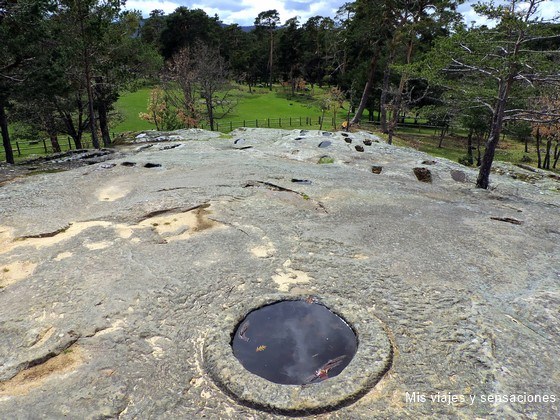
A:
279 118 282 127
16 141 21 156
267 118 270 128
230 121 233 131
243 120 246 127
68 137 72 150
43 138 48 153
256 119 259 127
290 117 292 126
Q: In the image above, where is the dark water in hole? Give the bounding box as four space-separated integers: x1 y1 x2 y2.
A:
232 300 358 385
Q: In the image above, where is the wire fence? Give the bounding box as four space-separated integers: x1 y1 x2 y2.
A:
202 115 327 132
1 115 442 162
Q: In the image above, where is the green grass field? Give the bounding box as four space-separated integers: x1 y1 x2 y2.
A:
112 84 354 133
113 88 161 132
2 83 557 174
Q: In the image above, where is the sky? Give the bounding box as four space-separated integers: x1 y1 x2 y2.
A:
124 0 560 27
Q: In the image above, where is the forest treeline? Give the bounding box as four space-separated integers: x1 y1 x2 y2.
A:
1 0 559 188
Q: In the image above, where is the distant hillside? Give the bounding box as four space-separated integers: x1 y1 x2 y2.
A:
220 22 255 32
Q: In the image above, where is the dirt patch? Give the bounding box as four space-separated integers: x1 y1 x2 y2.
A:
0 261 37 287
138 205 223 242
272 259 312 292
251 241 276 258
0 346 84 397
96 185 130 202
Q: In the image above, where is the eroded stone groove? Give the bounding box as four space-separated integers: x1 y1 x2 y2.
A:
244 180 327 213
0 344 84 397
20 225 71 239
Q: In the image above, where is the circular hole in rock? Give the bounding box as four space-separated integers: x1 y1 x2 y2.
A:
318 140 332 148
204 294 393 415
232 300 357 385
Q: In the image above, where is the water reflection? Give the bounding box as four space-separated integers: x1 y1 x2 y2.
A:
232 300 358 385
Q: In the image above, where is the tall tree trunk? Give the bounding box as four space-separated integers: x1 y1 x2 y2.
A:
0 102 15 164
476 79 512 189
351 47 380 124
46 114 61 153
386 38 414 146
49 134 61 153
536 128 542 168
268 31 274 91
206 96 215 131
79 11 100 149
97 100 111 147
543 138 552 170
438 124 447 148
57 106 83 149
379 58 392 133
476 134 482 166
84 58 99 148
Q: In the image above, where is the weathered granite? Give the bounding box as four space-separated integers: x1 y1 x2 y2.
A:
0 128 558 418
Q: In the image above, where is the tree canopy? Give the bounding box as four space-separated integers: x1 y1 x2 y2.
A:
1 1 559 188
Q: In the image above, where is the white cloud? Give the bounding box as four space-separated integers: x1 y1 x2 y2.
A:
125 0 559 26
459 0 560 27
125 0 341 24
125 0 182 16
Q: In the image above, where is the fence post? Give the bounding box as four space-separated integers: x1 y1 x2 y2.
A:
68 137 72 150
267 118 270 128
256 119 259 128
290 117 292 127
230 121 233 131
216 122 219 131
43 138 48 153
16 142 21 156
243 120 246 127
279 117 282 127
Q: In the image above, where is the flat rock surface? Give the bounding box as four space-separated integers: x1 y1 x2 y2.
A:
0 128 559 418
